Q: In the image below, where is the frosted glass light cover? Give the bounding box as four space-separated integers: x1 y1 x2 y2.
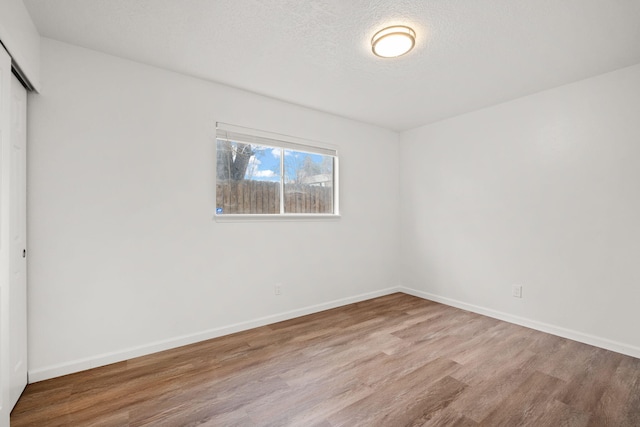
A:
372 26 416 58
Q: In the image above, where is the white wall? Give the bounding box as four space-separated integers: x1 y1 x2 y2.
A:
400 63 640 357
27 39 400 381
0 0 40 90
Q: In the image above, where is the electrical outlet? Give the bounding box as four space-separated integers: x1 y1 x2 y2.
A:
275 284 282 295
512 285 523 298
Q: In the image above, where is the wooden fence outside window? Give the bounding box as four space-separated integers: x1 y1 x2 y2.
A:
216 180 333 214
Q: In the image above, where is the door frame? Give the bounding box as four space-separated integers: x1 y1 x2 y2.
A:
0 42 14 427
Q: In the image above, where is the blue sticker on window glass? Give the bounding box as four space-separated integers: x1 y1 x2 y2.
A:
216 208 223 214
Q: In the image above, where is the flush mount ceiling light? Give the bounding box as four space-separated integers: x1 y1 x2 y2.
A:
371 25 416 58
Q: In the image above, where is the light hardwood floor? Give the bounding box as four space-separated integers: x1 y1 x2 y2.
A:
11 293 640 426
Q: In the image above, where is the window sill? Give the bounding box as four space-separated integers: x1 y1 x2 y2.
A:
214 214 341 222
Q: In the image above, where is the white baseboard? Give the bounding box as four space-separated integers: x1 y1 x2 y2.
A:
400 286 640 360
28 287 401 383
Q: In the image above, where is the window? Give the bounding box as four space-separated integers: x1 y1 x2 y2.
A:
215 123 339 218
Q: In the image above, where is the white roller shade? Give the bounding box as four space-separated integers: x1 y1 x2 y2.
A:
216 122 337 157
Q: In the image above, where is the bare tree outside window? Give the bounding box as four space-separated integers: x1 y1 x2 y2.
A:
216 140 254 181
283 150 333 213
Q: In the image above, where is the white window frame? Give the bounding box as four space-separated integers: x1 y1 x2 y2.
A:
214 122 340 221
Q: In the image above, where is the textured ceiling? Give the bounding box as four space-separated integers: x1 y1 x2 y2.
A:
23 0 640 131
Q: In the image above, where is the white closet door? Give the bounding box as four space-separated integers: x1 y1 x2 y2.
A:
0 44 12 427
9 71 27 409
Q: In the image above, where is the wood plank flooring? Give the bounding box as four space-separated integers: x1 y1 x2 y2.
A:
11 293 640 426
